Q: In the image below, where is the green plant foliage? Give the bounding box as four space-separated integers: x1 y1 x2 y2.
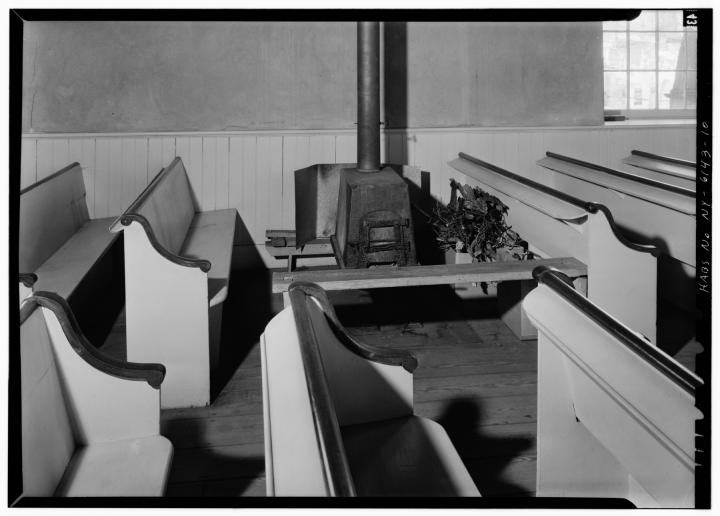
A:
430 179 527 263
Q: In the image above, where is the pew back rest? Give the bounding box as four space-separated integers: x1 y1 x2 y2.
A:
262 282 416 496
524 267 702 506
20 164 89 273
122 157 196 254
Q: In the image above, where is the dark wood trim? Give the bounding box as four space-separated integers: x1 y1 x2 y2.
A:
456 153 659 257
290 281 418 372
19 162 80 195
18 273 37 288
119 213 211 272
631 150 696 168
545 151 695 198
289 287 357 496
533 266 702 395
111 157 211 272
26 291 166 389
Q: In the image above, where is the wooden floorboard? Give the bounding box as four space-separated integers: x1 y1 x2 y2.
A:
98 268 699 501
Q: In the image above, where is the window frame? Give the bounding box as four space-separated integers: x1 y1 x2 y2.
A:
602 10 696 120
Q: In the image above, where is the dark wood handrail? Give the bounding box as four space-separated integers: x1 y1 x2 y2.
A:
545 151 695 198
631 150 696 168
533 266 702 395
22 291 166 389
18 273 37 288
290 281 418 372
289 286 357 496
19 162 80 195
456 153 660 257
111 157 211 273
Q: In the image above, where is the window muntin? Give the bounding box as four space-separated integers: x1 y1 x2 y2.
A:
603 10 696 116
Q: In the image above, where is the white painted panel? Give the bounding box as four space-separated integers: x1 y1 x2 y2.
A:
335 133 356 163
230 136 257 246
36 139 55 181
107 139 124 217
80 139 96 218
51 139 69 173
147 137 165 183
202 137 217 211
133 137 149 198
215 137 229 210
256 136 284 242
21 138 37 189
120 138 137 213
281 135 309 230
94 139 111 218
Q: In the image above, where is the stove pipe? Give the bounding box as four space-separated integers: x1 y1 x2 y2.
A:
357 21 381 173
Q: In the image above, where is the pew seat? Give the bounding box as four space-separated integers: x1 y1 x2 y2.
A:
18 292 172 499
261 282 479 497
342 417 478 496
110 157 237 408
19 163 122 344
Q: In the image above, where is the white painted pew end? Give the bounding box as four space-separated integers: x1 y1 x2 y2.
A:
262 282 480 497
19 292 172 498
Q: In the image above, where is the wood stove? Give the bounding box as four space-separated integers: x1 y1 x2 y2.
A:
331 21 418 268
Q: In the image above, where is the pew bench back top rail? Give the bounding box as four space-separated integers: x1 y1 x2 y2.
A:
263 282 417 496
20 163 89 274
273 256 587 294
623 150 697 182
451 153 659 258
110 157 210 272
525 266 702 507
538 152 696 215
19 292 171 497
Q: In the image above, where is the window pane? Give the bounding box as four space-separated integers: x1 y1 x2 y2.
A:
603 32 627 70
603 20 627 30
658 71 684 109
629 33 656 70
604 72 627 110
686 31 697 70
658 10 683 31
629 10 656 31
658 32 684 70
629 71 657 109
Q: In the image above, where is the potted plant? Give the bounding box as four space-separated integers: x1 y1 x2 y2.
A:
430 179 536 339
430 179 527 267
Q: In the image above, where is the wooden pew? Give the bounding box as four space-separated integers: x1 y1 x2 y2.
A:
524 267 702 508
19 163 123 344
622 150 696 190
536 151 696 314
449 152 659 344
261 282 480 497
17 292 172 498
110 157 237 408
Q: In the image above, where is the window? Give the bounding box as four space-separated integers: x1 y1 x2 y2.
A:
603 10 696 118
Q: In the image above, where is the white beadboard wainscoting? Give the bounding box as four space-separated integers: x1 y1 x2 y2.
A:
20 123 695 269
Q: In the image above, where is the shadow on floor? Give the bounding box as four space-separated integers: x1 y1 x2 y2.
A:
437 396 534 497
211 268 274 400
162 418 265 497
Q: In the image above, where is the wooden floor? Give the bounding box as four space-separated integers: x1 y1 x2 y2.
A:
99 268 700 499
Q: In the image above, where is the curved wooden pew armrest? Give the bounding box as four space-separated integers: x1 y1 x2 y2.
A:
630 149 696 169
113 213 212 273
22 291 166 389
455 152 661 258
19 273 38 288
289 281 418 373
